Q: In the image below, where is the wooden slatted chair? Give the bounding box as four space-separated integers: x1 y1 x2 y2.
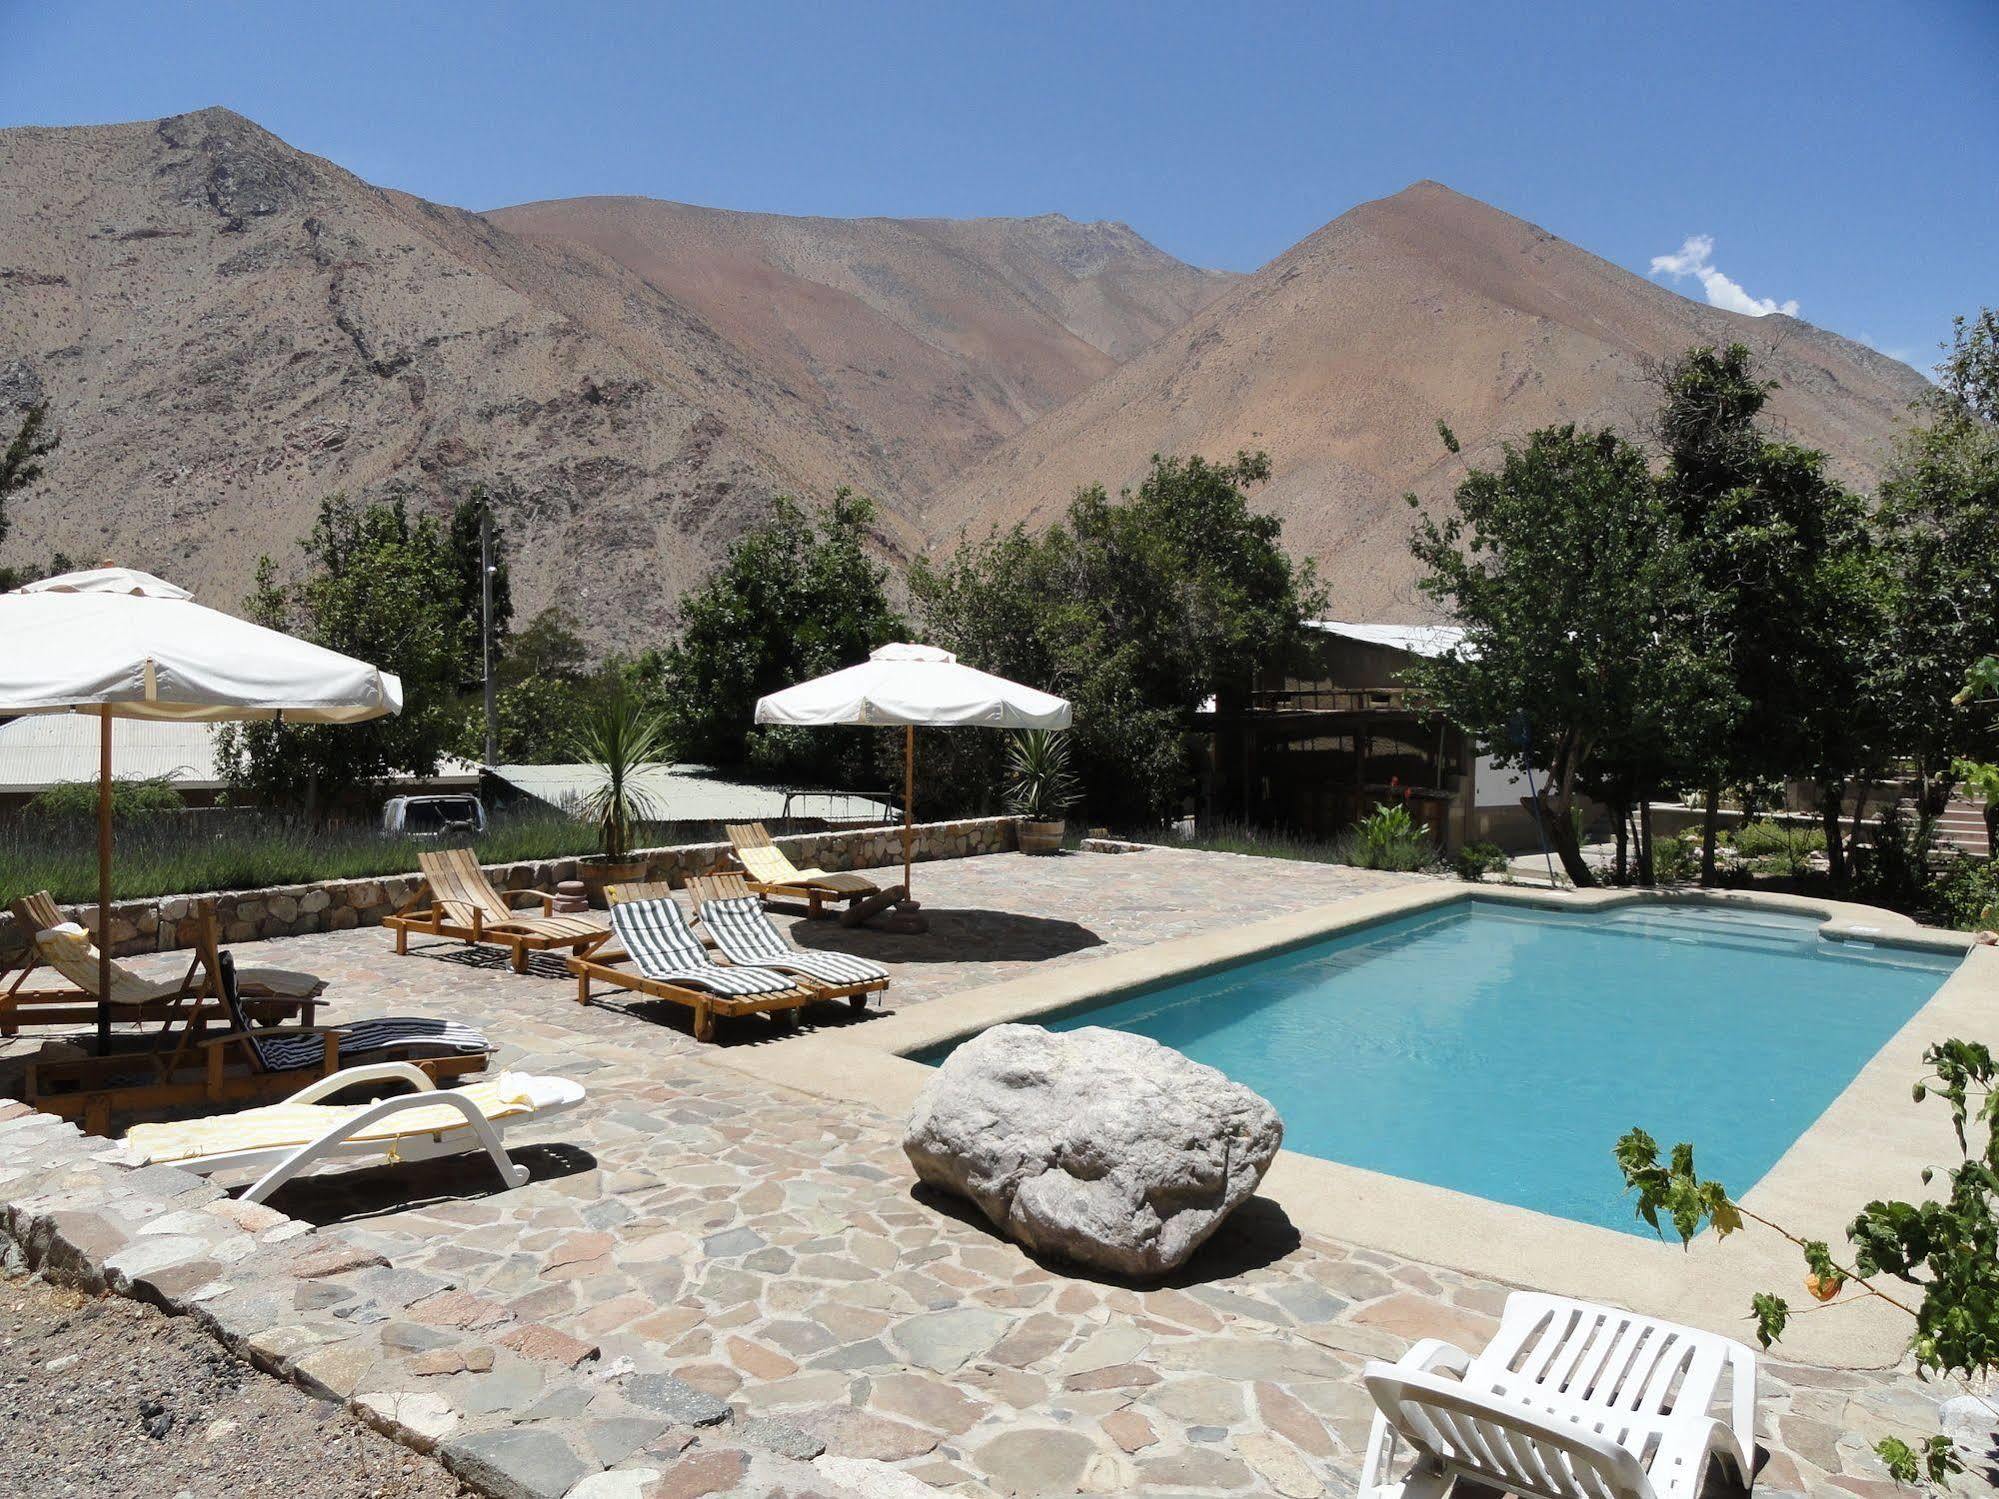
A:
687 872 889 1010
1358 1292 1757 1499
2 893 323 1037
26 951 494 1136
724 823 884 918
384 848 606 973
566 893 818 1042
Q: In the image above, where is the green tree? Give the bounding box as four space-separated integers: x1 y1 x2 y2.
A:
1874 310 1999 832
916 452 1321 828
661 490 903 778
1407 425 1717 886
1651 344 1891 886
450 606 626 765
217 494 466 819
445 485 513 685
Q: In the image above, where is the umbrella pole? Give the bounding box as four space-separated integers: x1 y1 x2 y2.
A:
902 724 914 897
97 705 112 1057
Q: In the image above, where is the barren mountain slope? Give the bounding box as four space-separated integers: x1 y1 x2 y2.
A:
486 196 1234 495
924 181 1934 618
0 107 941 633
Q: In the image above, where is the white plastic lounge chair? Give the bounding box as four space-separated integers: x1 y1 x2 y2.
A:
686 872 889 1006
567 896 818 1041
1359 1293 1757 1499
122 1067 585 1204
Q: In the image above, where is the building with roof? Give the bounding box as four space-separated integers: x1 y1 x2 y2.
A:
1199 620 1552 852
0 715 481 812
483 762 896 840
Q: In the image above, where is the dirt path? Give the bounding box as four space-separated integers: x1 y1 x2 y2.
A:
0 1270 469 1499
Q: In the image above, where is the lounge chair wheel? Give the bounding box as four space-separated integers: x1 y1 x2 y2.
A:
848 994 869 1012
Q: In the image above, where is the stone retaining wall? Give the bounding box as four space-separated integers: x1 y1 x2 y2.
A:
2 817 1018 960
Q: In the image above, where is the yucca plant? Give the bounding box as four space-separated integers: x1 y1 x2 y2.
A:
1005 729 1078 820
567 692 674 860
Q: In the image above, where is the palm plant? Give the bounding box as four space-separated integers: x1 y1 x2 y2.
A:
566 691 674 861
1005 729 1077 820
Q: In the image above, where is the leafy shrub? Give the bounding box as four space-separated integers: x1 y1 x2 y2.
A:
1650 830 1700 883
1452 840 1507 882
28 777 185 818
1928 855 1999 931
1329 803 1440 872
1732 819 1825 858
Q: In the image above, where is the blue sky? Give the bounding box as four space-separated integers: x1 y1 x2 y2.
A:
6 1 1993 370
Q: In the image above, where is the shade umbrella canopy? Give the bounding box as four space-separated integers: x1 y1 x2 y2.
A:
3 575 403 723
754 643 1069 730
755 644 1071 899
1 567 402 1054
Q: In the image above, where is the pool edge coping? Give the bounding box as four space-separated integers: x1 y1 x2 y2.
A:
711 880 1983 1370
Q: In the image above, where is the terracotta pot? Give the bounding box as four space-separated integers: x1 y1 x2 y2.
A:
1018 819 1066 855
576 857 650 908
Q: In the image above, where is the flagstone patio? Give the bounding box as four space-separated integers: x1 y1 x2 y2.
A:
0 848 1969 1497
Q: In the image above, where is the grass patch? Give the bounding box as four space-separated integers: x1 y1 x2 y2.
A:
0 807 611 904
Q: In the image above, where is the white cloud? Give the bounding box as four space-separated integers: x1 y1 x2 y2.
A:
1649 234 1799 318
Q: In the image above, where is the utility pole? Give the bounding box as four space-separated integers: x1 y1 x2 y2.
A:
480 496 497 766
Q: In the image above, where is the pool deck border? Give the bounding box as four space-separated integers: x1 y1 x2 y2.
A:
711 880 1984 1369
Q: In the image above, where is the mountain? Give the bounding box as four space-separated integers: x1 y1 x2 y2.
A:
486 197 1234 498
0 114 1933 639
0 108 1226 633
922 181 1934 618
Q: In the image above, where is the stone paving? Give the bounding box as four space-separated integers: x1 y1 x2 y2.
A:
0 848 1979 1498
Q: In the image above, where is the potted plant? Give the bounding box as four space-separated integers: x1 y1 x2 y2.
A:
1006 729 1076 855
568 690 673 906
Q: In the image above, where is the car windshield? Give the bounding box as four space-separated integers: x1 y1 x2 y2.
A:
405 798 474 832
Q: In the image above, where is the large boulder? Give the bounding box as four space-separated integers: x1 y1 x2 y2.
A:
903 1024 1283 1275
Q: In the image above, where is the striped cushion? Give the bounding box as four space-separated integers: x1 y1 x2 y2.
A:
255 1016 491 1074
701 897 887 986
610 899 796 997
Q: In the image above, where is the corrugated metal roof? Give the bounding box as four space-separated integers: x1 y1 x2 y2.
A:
0 714 480 794
1306 620 1471 659
488 763 896 825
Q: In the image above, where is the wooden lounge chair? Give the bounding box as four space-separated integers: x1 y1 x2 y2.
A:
384 848 605 973
1 892 324 1036
567 894 818 1042
687 872 889 1010
1359 1292 1757 1499
725 822 888 918
26 952 493 1135
123 1066 585 1204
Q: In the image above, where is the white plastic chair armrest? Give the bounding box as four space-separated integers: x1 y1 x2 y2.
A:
1394 1338 1474 1378
282 1061 436 1106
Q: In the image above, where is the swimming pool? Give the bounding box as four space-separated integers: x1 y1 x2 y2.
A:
919 901 1960 1234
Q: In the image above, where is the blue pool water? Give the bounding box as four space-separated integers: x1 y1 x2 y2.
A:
925 902 1960 1234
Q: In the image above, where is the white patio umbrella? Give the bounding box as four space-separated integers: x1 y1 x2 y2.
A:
754 643 1071 897
0 567 402 1052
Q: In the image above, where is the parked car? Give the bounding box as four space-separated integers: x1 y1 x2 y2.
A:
382 794 486 837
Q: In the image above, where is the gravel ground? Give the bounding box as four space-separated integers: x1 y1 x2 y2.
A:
0 1271 469 1499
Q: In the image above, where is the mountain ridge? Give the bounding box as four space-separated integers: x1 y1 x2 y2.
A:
0 109 1929 638
921 179 1932 618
